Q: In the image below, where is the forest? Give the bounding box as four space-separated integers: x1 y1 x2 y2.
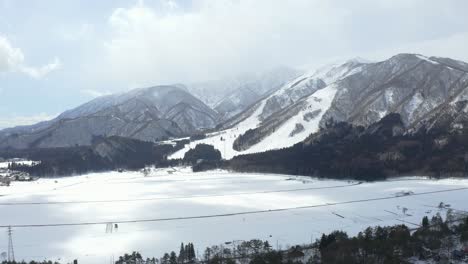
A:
2 114 468 181
3 212 468 264
0 136 183 177
226 114 468 181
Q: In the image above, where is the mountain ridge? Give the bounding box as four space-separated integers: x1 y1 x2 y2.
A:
2 53 467 157
170 53 468 159
0 85 218 149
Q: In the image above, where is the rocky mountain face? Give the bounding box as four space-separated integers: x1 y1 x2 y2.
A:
321 54 468 131
187 66 300 121
172 54 468 159
0 86 218 149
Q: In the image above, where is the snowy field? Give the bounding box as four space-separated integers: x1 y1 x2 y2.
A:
1 168 468 263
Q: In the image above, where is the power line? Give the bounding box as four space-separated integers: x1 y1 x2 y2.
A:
0 182 361 206
0 186 467 229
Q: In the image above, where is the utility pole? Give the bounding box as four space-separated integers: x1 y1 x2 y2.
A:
7 226 15 262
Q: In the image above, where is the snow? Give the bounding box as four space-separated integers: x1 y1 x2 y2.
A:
170 85 337 159
244 85 337 153
384 89 395 105
169 58 364 160
1 169 468 263
416 54 439 65
170 100 267 160
306 58 366 85
405 92 424 120
346 57 374 64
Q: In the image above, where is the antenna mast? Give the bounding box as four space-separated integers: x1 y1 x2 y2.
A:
7 226 15 262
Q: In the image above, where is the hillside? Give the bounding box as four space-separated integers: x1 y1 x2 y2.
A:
226 113 468 180
170 54 468 160
0 86 218 149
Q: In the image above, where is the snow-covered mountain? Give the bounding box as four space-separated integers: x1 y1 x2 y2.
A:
2 53 467 155
187 66 300 120
170 54 468 159
321 54 468 131
0 86 218 149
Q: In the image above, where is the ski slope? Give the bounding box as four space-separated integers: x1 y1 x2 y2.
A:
1 169 468 263
169 84 339 160
245 85 337 154
170 100 267 160
169 59 365 160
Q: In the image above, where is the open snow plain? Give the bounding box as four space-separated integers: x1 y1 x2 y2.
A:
1 168 468 263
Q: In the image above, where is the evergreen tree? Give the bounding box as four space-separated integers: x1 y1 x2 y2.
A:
184 244 189 261
162 253 170 264
461 217 468 242
169 251 178 264
204 247 212 261
179 243 186 263
263 241 271 251
422 216 429 227
188 243 196 261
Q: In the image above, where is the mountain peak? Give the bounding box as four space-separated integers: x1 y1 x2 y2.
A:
387 53 439 64
345 56 373 64
0 84 218 149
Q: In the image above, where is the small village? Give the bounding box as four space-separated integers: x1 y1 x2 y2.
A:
0 159 36 186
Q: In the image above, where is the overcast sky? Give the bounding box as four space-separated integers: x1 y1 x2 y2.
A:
1 0 468 129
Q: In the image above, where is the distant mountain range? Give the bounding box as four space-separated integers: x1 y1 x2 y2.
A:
0 86 217 149
171 53 468 159
1 53 468 160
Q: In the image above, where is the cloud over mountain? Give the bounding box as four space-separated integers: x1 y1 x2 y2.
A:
0 35 61 78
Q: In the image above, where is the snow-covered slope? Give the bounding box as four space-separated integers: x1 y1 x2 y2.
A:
170 60 363 159
171 54 468 160
240 84 338 154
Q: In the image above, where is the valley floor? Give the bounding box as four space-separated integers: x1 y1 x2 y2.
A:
0 168 468 263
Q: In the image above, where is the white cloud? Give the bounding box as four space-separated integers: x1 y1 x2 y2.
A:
60 23 94 41
94 0 348 86
85 0 468 90
19 57 62 79
0 35 61 78
0 35 24 72
0 113 57 129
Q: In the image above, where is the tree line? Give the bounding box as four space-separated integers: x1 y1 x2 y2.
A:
111 212 468 264
4 212 468 264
